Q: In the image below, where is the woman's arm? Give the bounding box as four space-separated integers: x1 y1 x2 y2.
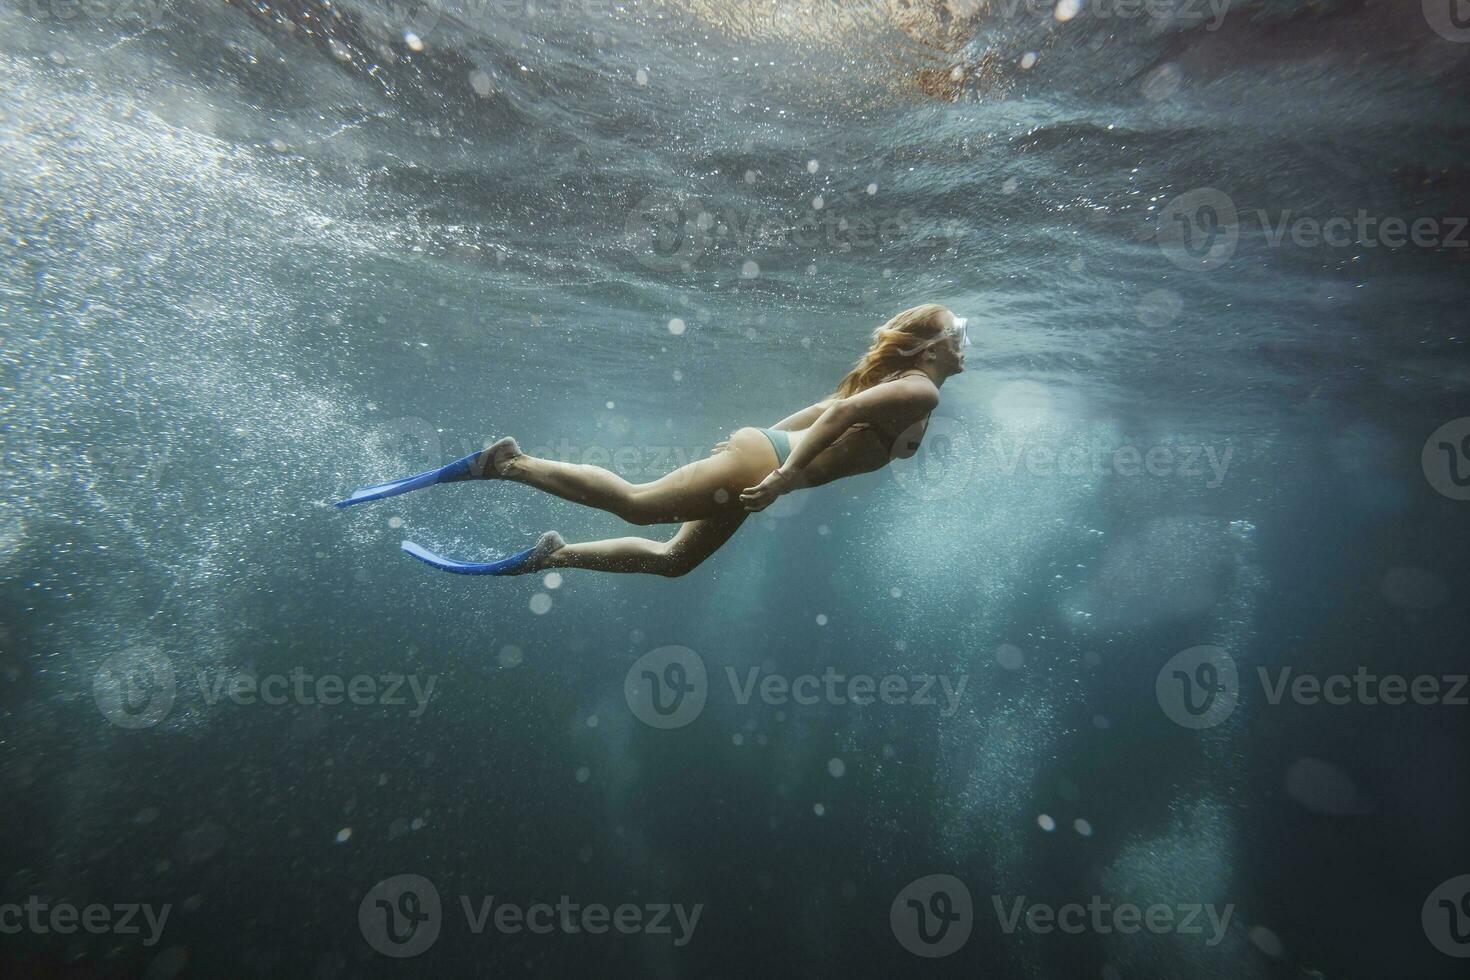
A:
770 400 834 432
739 378 938 511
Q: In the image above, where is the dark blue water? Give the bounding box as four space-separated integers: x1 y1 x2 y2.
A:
2 1 1469 977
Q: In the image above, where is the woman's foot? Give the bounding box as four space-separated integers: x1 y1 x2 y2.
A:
509 530 565 575
473 436 523 479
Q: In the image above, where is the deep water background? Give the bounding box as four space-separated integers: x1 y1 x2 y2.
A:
2 0 1469 977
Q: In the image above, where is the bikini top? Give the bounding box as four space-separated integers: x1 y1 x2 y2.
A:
840 369 934 458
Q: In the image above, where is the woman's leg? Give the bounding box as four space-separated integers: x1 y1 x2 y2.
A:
540 513 748 577
494 429 776 525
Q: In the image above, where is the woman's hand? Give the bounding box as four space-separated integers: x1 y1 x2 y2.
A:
740 468 797 512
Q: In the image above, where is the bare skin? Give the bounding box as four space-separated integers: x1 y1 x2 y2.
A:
489 313 966 576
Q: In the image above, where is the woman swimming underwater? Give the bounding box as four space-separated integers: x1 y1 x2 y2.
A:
337 303 968 576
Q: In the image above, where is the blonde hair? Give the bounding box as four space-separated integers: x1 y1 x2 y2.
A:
831 303 949 398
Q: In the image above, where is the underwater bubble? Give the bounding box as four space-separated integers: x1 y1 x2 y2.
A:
1142 63 1184 102
1002 176 1019 195
812 195 824 210
328 39 351 62
995 644 1025 670
543 571 563 590
529 593 552 615
732 733 744 746
1054 0 1080 21
816 614 828 626
498 645 524 668
469 70 494 97
388 516 402 529
1037 814 1056 832
144 947 189 980
813 803 825 816
827 758 845 778
411 818 425 830
890 587 902 598
1020 52 1037 70
404 32 424 52
741 260 760 278
635 68 649 86
335 827 352 844
575 767 591 783
135 807 160 826
866 182 878 195
817 524 830 535
1285 758 1368 815
672 369 683 381
1381 566 1449 610
744 170 756 183
586 714 599 728
1074 818 1093 837
806 159 819 173
1249 925 1283 957
667 317 686 335
1137 288 1184 327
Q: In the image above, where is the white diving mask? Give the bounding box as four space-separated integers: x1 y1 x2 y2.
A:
897 316 970 357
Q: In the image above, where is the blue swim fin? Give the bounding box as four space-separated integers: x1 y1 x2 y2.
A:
400 539 539 576
334 452 480 508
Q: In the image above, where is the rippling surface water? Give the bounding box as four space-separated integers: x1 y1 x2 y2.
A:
2 1 1469 977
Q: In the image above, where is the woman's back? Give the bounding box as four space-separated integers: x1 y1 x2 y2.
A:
781 371 934 486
